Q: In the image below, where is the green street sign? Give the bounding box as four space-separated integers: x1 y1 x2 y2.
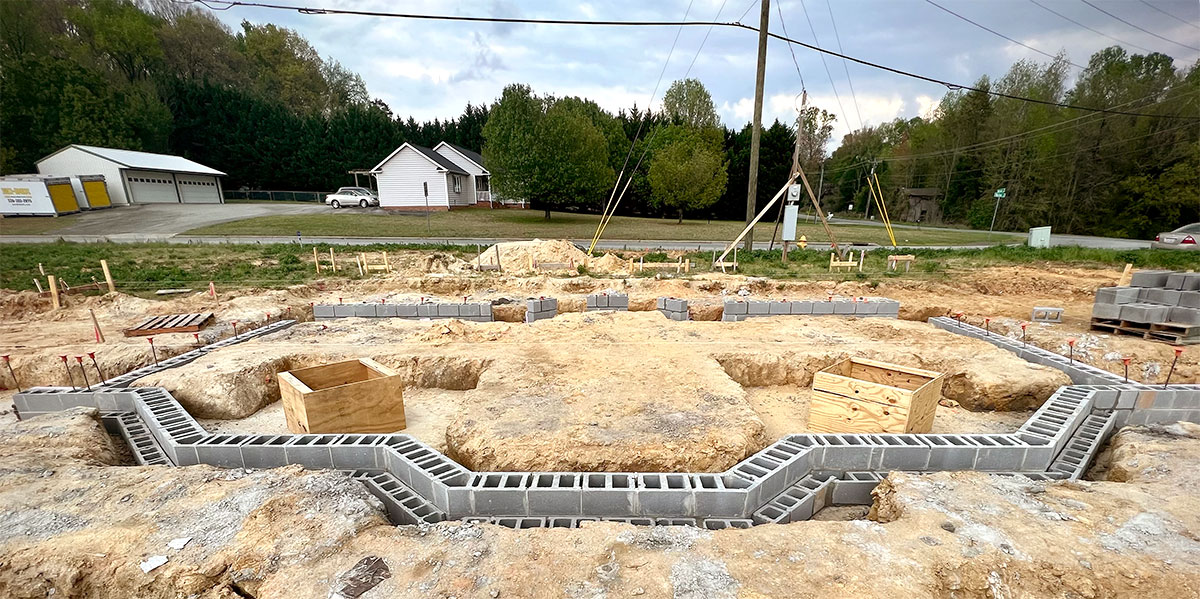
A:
994 188 1006 198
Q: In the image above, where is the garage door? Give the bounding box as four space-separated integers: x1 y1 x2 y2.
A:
125 170 178 204
176 174 222 204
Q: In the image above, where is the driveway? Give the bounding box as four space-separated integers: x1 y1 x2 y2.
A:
13 202 328 241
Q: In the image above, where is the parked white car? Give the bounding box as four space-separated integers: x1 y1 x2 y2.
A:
325 187 379 208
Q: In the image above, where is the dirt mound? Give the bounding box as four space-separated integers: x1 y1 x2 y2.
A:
478 239 587 272
588 253 632 274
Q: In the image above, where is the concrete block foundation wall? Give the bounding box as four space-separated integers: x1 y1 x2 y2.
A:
586 293 629 311
314 302 494 322
13 317 1200 530
657 297 689 321
722 298 900 322
525 298 559 323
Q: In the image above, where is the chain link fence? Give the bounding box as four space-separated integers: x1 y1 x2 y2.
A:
223 190 333 203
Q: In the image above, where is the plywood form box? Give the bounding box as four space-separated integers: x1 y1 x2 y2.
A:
809 358 946 434
278 358 406 434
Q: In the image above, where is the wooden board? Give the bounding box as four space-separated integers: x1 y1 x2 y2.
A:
808 390 910 434
123 312 214 337
811 357 946 434
278 358 405 434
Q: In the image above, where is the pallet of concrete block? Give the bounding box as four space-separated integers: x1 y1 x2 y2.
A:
586 292 628 311
657 297 689 321
525 297 558 323
722 297 900 321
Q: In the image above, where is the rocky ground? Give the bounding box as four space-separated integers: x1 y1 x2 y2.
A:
1 410 1197 598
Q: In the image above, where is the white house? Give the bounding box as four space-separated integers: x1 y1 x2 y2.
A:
433 142 491 206
370 142 490 210
36 145 225 205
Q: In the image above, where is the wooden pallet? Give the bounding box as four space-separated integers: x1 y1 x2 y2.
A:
1147 322 1200 345
123 312 214 337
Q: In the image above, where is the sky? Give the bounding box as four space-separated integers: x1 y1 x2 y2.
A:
208 0 1200 139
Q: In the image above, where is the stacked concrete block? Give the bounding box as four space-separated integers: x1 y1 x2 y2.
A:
586 292 629 311
1130 270 1172 288
657 297 689 321
1094 270 1200 328
314 302 493 322
525 298 558 323
722 298 900 321
115 412 170 466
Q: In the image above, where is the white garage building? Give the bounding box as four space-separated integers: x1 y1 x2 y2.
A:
36 145 225 205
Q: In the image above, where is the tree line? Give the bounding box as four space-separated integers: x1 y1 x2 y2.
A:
1 0 1195 237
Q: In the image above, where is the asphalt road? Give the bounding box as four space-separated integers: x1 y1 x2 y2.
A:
0 203 1152 250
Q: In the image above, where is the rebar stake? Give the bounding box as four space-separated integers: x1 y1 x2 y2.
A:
75 356 90 391
1122 357 1130 383
2 355 19 392
88 352 104 382
985 318 990 336
1067 339 1076 363
147 338 158 366
1021 323 1027 347
60 355 77 390
1163 347 1183 388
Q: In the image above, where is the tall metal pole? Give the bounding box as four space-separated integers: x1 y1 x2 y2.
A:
743 0 771 252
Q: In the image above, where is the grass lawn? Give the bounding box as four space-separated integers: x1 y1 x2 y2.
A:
1 241 1190 294
0 215 80 235
184 207 1023 247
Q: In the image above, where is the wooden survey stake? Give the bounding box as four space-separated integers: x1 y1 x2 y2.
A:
278 358 406 434
47 275 60 309
809 357 945 434
100 259 115 293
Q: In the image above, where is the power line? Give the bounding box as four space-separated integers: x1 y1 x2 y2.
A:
796 0 852 135
181 0 1200 120
1139 0 1200 31
1080 0 1200 52
1029 0 1154 54
924 0 1086 69
773 1 805 91
825 0 863 130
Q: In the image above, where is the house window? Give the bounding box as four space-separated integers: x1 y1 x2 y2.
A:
452 175 462 193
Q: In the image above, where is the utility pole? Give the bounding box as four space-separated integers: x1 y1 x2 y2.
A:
743 0 771 252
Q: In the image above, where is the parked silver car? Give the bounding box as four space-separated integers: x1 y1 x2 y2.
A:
1151 223 1200 250
325 187 379 209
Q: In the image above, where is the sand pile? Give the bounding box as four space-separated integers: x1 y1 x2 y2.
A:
477 239 587 272
587 252 632 274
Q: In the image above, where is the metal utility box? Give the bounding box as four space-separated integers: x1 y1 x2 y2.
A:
278 358 406 434
1028 226 1052 248
809 357 946 434
0 176 80 216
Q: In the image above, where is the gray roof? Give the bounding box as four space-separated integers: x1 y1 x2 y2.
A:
446 143 485 169
40 145 225 176
411 144 468 175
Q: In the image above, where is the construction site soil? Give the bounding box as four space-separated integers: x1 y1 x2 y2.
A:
1 243 1197 597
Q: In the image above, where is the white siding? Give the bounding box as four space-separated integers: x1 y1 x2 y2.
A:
375 146 449 208
37 148 130 205
446 173 471 206
434 144 487 176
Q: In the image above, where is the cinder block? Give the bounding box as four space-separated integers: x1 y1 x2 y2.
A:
790 301 813 314
437 304 458 317
609 295 628 309
396 304 418 318
1145 288 1182 306
832 302 855 315
1095 286 1141 305
1181 291 1200 309
1119 303 1169 324
313 305 337 319
240 436 289 469
417 304 436 317
1091 303 1123 320
636 474 694 516
769 301 789 315
748 301 770 315
724 301 747 315
666 298 687 312
1169 306 1200 325
527 473 583 515
854 302 879 315
375 304 398 317
1130 270 1172 288
471 473 529 515
582 473 636 516
656 298 667 310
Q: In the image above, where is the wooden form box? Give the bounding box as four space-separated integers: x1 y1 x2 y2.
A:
809 357 945 434
278 358 406 434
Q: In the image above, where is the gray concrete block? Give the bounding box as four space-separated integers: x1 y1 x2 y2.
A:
1130 270 1172 288
790 301 813 314
609 296 629 309
723 301 747 315
832 302 855 315
1145 288 1183 306
417 304 436 317
471 473 529 515
854 302 879 315
656 297 667 310
748 301 770 315
1091 302 1123 320
396 304 418 317
1095 286 1141 305
1169 306 1200 325
376 304 398 317
352 304 377 317
1119 303 1169 323
283 435 336 470
437 304 459 317
769 301 789 315
527 473 583 515
665 298 687 312
333 304 356 318
313 304 336 319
